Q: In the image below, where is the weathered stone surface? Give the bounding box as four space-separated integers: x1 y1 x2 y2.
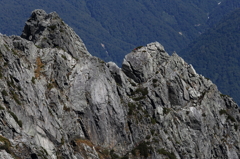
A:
0 150 14 159
122 42 169 83
21 9 91 59
0 9 239 159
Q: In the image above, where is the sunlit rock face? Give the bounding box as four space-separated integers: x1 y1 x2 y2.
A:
0 9 239 159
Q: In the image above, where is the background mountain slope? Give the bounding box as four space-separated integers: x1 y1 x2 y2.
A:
1 0 240 104
180 8 240 104
0 0 134 63
207 0 240 27
0 0 224 65
0 10 239 158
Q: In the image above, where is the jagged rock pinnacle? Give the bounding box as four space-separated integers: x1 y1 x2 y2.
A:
122 42 169 83
0 10 239 159
21 9 90 58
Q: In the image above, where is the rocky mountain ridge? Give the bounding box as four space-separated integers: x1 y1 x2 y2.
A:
180 8 240 105
0 9 239 159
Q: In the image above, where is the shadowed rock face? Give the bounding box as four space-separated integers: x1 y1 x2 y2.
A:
0 9 239 159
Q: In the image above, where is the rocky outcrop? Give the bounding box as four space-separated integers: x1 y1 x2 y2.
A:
21 9 90 59
0 9 239 159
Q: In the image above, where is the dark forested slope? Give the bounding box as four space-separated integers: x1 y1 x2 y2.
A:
180 8 240 104
207 0 240 27
0 0 221 65
0 0 134 64
1 1 240 103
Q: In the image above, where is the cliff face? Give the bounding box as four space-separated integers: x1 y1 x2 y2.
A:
0 9 239 159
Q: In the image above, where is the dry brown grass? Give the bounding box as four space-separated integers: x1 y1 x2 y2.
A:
35 57 44 78
75 139 94 147
74 139 111 159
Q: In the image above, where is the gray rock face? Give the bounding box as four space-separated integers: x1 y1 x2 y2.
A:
122 42 168 83
0 9 239 159
21 9 90 59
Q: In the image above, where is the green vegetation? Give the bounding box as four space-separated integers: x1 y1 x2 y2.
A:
127 102 152 122
2 90 8 96
0 135 12 154
47 107 54 116
61 55 67 60
31 77 36 84
137 142 148 158
7 80 15 88
61 137 65 145
11 49 18 55
131 149 136 156
145 135 151 140
134 87 148 96
157 148 176 159
219 109 236 122
133 96 146 101
37 147 49 159
220 94 230 98
128 102 136 116
8 111 22 127
150 129 155 135
97 148 130 159
17 85 21 91
110 149 119 159
163 108 171 115
4 44 10 51
63 105 70 112
101 149 109 156
0 135 19 157
35 45 42 49
129 80 137 87
121 156 128 159
98 58 105 64
131 87 148 101
151 118 156 124
55 46 66 52
234 124 238 131
0 105 5 110
47 83 54 90
153 138 160 143
131 141 152 158
227 115 236 123
152 79 158 87
152 79 158 83
48 24 57 30
219 109 228 115
11 91 21 105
